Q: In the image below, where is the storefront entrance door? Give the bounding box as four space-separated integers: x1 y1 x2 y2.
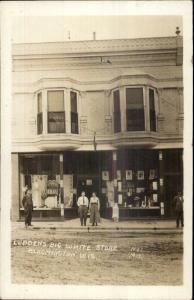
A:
77 176 100 200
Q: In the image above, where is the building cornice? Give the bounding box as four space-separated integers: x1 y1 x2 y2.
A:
12 36 181 57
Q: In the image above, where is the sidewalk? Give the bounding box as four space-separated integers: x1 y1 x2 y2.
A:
12 218 183 233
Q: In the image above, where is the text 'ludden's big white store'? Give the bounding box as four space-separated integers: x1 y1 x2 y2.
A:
11 31 183 221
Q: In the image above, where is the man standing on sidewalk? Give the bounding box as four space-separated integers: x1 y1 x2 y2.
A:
22 189 33 229
77 191 89 226
173 192 184 228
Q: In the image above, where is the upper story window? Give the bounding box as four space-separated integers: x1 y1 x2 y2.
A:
37 92 43 134
113 90 121 133
149 89 156 132
126 88 145 131
70 91 78 134
47 90 65 133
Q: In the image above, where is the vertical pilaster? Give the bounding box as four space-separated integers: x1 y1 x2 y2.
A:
104 90 112 134
156 88 165 133
112 150 119 222
59 153 64 217
112 151 118 203
11 154 20 221
177 88 184 134
159 150 165 217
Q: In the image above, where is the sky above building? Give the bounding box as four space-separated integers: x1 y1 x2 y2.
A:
12 15 182 44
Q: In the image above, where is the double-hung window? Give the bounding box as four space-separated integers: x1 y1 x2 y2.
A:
47 90 65 133
113 90 121 133
126 88 145 131
70 91 78 134
37 92 43 134
149 89 157 132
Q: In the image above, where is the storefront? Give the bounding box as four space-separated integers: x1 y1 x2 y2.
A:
18 148 183 220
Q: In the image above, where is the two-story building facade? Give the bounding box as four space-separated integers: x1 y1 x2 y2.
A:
11 33 183 221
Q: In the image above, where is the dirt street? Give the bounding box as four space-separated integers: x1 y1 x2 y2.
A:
11 227 183 285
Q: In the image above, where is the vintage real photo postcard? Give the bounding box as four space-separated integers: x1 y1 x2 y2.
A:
0 1 193 299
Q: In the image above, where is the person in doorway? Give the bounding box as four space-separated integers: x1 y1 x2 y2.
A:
173 191 184 228
89 192 100 226
22 189 33 229
77 191 89 226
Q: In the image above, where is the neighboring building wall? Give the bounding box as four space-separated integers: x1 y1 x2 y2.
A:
11 154 20 221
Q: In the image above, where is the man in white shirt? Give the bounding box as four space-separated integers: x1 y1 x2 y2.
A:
77 191 89 226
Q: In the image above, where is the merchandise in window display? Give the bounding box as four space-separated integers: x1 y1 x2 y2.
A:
153 194 158 202
118 181 122 192
149 169 156 180
118 194 123 205
102 171 109 181
117 170 121 180
153 181 158 191
126 170 133 180
137 170 144 180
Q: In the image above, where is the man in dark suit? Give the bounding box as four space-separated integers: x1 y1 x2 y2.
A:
22 189 33 228
173 192 184 228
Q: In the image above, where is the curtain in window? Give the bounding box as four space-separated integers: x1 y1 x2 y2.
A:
48 91 64 111
48 112 65 133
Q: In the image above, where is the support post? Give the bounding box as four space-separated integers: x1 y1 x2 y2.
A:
59 153 64 217
159 150 165 217
112 151 119 222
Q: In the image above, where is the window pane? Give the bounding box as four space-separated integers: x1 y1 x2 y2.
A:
48 91 64 112
114 112 121 133
71 112 78 134
149 89 156 131
37 112 43 134
71 91 77 113
126 110 145 131
37 93 42 113
48 112 65 133
113 90 120 112
126 88 144 109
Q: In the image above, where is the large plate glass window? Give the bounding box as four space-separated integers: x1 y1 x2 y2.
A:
47 90 65 133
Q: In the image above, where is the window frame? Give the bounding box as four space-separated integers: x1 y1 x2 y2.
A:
70 90 79 134
125 86 146 132
47 90 66 134
37 92 43 135
113 89 121 133
149 88 157 132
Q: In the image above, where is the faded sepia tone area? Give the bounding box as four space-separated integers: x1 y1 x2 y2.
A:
11 15 183 286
